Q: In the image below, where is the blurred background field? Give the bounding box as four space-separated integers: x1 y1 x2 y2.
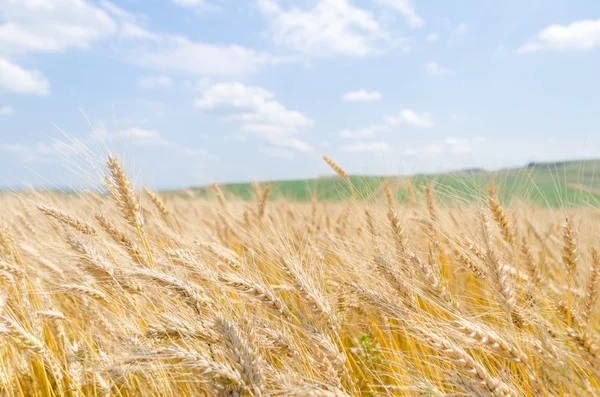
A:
167 159 600 207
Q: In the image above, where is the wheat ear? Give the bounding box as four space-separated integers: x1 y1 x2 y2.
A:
581 248 600 326
322 156 354 198
143 187 170 219
218 273 293 320
94 213 147 265
487 182 515 246
215 315 265 395
37 206 97 235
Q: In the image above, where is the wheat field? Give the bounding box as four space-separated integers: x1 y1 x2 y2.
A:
0 154 599 396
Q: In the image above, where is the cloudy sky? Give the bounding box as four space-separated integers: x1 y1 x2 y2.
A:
1 0 599 189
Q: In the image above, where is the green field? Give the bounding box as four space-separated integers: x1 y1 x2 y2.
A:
168 159 600 207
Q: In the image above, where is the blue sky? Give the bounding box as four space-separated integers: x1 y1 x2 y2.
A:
1 0 600 189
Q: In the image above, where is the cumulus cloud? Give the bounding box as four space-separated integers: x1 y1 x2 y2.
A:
376 0 423 28
0 0 163 50
121 22 160 40
0 0 117 54
341 141 393 153
426 61 453 76
256 0 390 56
132 36 284 76
94 122 168 146
137 75 173 89
195 83 274 110
0 105 15 115
126 127 169 146
342 90 381 102
340 108 433 138
194 82 314 152
2 0 270 80
518 19 600 53
99 1 159 40
385 109 434 127
0 57 50 96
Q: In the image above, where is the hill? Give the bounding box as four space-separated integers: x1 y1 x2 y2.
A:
167 159 600 207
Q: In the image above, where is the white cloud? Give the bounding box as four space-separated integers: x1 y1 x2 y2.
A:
1 0 273 77
194 82 313 152
426 61 453 76
0 0 117 54
133 36 283 76
341 141 393 153
385 109 434 127
426 32 439 42
256 0 389 56
0 57 50 96
281 137 314 153
127 127 169 146
517 19 600 53
0 0 286 79
121 22 160 40
342 90 381 102
94 122 168 146
453 23 467 35
340 108 433 138
99 1 159 40
376 0 423 28
0 105 15 115
99 0 137 20
137 75 173 89
195 83 274 110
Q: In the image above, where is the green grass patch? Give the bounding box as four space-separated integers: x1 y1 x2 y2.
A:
166 159 600 208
